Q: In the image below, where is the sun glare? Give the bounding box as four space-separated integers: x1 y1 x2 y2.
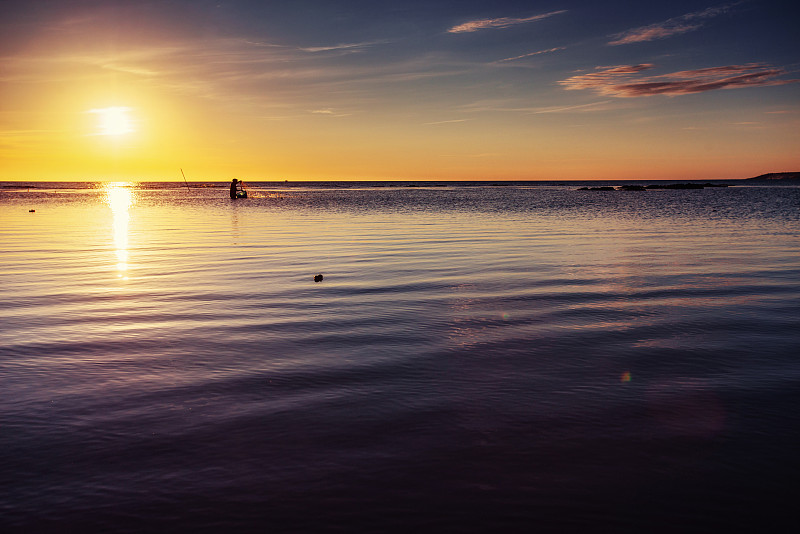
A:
90 106 135 136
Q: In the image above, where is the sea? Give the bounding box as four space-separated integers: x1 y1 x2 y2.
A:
1 180 799 533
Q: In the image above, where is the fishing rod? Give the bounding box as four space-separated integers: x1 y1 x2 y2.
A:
180 168 191 191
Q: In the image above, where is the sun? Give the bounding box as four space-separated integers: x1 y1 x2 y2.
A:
90 106 135 136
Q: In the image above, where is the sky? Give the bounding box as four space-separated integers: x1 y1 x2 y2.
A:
1 0 798 181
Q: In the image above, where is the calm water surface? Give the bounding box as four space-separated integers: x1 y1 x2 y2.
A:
1 182 799 532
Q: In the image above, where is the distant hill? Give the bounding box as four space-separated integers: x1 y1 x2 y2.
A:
744 172 800 182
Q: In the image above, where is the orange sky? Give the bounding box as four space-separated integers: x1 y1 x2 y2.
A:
2 1 798 181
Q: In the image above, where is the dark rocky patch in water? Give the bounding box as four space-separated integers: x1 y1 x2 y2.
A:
579 183 729 191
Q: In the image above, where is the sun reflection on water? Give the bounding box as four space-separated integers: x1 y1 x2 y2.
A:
103 183 137 279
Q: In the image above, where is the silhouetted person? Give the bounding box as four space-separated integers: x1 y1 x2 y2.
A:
230 179 239 199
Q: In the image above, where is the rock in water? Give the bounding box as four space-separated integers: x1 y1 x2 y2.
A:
314 274 323 283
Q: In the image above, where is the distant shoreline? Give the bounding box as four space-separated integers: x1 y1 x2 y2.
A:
743 172 800 182
1 172 798 187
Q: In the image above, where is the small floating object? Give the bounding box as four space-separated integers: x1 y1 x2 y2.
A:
29 209 35 212
314 274 323 283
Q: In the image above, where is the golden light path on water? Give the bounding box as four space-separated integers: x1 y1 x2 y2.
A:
104 182 136 280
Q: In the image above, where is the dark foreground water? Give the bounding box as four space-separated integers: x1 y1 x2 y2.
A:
1 181 799 532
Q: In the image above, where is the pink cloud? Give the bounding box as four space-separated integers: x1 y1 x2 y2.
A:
608 4 737 45
448 10 566 33
558 64 655 91
559 63 798 97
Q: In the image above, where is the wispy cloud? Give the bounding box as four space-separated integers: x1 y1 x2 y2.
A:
309 108 352 117
609 3 738 45
425 119 471 125
456 98 616 115
532 101 614 114
498 47 565 63
559 63 798 97
300 40 387 53
448 10 566 33
1 35 433 113
558 64 654 92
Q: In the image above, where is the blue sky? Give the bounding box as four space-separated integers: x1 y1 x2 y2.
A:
1 0 798 180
